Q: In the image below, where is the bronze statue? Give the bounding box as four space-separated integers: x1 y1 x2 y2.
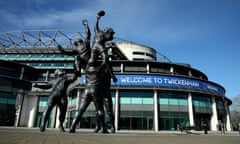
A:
98 66 117 133
69 10 117 133
58 19 91 74
34 69 78 132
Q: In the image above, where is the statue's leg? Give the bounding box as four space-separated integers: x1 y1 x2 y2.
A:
94 113 100 133
94 100 108 133
58 97 68 132
40 103 54 132
104 96 115 133
69 97 90 133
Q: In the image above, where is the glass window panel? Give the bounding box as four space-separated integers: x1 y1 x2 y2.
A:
0 92 8 98
159 98 168 105
111 91 115 104
179 99 188 105
169 99 178 105
199 101 206 107
69 98 76 105
132 98 142 104
120 97 131 104
192 94 212 109
120 90 153 105
216 99 224 109
37 76 45 82
0 92 17 104
7 99 16 105
39 96 48 107
143 98 153 104
111 97 115 104
0 98 7 104
39 101 47 107
193 101 199 106
206 103 212 108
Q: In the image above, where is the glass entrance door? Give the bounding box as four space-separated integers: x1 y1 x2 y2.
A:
119 116 153 130
194 113 211 130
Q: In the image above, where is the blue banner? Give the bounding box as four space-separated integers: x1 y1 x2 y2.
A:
80 74 225 96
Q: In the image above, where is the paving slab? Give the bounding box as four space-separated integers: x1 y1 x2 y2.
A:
0 127 239 144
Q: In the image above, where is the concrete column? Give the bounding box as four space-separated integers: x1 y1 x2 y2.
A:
76 89 81 110
74 88 82 128
114 89 119 131
170 66 174 74
153 90 159 132
224 100 232 131
20 67 24 79
55 107 60 128
28 95 38 127
211 96 218 131
51 106 57 128
120 63 124 73
44 70 49 82
188 93 194 127
64 96 71 128
188 70 192 77
146 64 150 74
14 90 24 127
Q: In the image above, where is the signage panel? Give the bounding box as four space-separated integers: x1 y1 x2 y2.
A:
80 74 225 96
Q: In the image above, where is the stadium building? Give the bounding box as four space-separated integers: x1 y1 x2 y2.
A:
0 30 232 131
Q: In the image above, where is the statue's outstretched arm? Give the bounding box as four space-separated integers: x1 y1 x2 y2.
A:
94 16 100 33
95 10 105 33
106 62 117 82
65 66 79 86
57 45 78 56
83 20 91 44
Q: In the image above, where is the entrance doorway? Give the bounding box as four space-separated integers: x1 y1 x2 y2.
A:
194 113 211 130
119 116 153 130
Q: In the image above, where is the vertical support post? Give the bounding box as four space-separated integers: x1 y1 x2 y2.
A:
146 64 150 74
55 107 60 129
15 90 24 127
76 88 81 110
188 93 194 127
224 100 232 131
114 89 119 131
211 96 218 131
28 95 38 127
153 89 159 132
51 106 57 128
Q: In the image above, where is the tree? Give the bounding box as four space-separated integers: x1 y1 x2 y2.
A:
230 94 240 130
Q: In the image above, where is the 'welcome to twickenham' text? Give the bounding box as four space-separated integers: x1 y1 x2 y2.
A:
120 77 199 87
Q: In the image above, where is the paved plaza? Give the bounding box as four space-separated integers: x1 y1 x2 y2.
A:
0 127 239 144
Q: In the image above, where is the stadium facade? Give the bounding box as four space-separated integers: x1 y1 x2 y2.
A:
0 30 232 131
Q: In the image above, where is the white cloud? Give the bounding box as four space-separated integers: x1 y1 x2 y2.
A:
23 10 89 27
0 8 96 32
0 0 231 44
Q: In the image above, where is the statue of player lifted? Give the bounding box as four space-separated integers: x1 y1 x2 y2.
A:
58 10 117 133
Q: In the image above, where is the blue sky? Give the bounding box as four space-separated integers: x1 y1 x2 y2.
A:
0 0 240 100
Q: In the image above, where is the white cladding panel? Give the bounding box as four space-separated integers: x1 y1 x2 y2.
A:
115 42 156 61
